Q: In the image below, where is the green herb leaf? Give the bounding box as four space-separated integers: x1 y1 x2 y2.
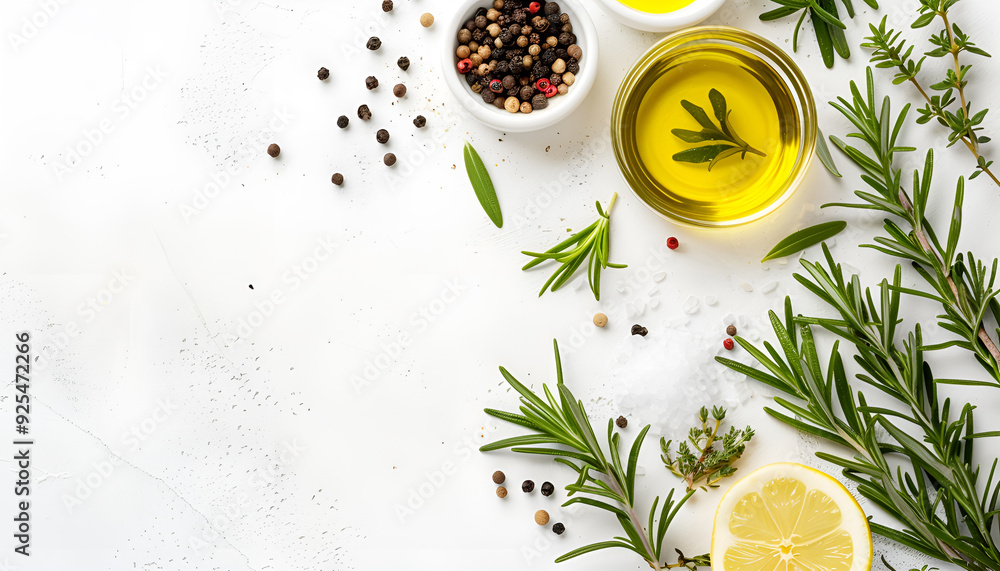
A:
816 129 842 177
463 141 503 228
761 221 847 262
673 90 765 170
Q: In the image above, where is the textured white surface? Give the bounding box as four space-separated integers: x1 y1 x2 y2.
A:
1 0 999 570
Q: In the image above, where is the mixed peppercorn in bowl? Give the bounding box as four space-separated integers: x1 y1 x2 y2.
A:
442 0 598 132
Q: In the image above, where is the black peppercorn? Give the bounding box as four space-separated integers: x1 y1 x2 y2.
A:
545 1 560 14
393 83 407 97
519 85 534 101
397 56 410 70
475 15 488 28
541 49 557 65
384 153 396 166
548 73 562 86
492 470 506 484
531 93 547 110
567 59 580 74
365 76 379 90
555 47 568 59
358 105 372 120
547 13 561 26
337 115 349 128
267 143 280 157
631 324 648 337
413 115 426 128
552 522 565 535
466 71 478 85
522 480 534 493
513 8 527 23
727 325 738 336
331 173 344 185
509 23 521 35
317 67 330 80
472 28 486 42
376 129 390 144
464 20 476 32
616 415 628 429
382 0 393 11
559 12 570 24
366 36 381 50
558 32 572 45
540 481 554 496
482 90 496 104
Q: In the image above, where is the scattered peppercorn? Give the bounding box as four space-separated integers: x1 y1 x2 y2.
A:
376 129 390 144
337 115 349 129
382 0 393 12
317 67 330 80
496 486 508 498
616 415 628 429
593 313 608 327
552 522 565 535
492 470 506 484
724 338 735 350
358 105 372 120
534 510 550 525
365 76 379 90
666 237 679 250
366 37 381 50
413 115 426 128
266 143 280 157
383 153 396 166
522 480 534 493
420 12 435 27
631 324 648 337
397 56 410 71
727 325 738 337
331 173 344 186
393 83 407 98
540 481 554 496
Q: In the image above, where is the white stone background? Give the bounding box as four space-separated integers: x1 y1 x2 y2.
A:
1 0 999 569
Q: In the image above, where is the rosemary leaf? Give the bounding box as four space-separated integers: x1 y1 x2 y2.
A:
817 130 843 177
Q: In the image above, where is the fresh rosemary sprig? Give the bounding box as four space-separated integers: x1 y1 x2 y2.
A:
881 556 939 571
863 2 997 186
825 68 1000 386
660 406 754 492
481 340 704 570
759 0 878 68
672 89 765 170
522 193 626 301
717 271 1000 571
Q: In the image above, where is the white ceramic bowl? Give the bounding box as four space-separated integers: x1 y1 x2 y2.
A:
441 0 599 133
593 0 726 32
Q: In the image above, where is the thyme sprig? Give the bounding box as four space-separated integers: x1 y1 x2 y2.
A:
660 406 754 492
826 68 1000 386
863 1 997 186
717 277 1000 571
672 89 765 170
522 193 626 301
481 341 704 570
759 0 878 68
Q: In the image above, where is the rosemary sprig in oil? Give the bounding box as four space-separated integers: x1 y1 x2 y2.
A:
672 89 765 171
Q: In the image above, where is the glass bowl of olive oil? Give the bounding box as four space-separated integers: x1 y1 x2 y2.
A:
612 27 817 228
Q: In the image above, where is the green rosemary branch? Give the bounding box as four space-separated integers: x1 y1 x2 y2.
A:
862 1 998 186
672 89 766 170
717 268 1000 570
660 406 754 492
522 193 626 301
759 0 878 68
481 340 704 570
825 68 1000 386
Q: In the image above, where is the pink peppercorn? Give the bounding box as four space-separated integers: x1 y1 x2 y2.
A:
666 237 679 250
489 79 503 93
544 84 558 98
529 2 541 13
536 78 550 91
457 58 473 74
724 338 735 351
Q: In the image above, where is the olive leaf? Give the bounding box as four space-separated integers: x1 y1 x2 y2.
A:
463 141 503 228
672 90 766 171
761 220 847 262
816 129 842 177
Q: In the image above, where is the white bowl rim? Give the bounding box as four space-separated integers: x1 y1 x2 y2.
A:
593 0 726 32
440 0 600 133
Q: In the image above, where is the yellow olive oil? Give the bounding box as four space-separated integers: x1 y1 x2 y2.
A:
613 31 814 227
617 0 695 13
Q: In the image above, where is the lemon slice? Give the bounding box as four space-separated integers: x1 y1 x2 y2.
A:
712 462 872 571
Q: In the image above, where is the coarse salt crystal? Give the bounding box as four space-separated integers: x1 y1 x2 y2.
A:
683 296 701 314
739 281 754 292
705 296 718 306
761 281 778 294
653 272 667 282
